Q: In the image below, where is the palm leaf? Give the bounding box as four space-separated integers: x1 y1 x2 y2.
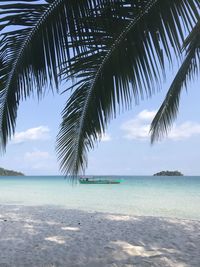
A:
150 19 200 143
0 0 107 149
57 0 200 175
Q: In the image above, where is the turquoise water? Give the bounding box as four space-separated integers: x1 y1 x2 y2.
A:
0 176 200 220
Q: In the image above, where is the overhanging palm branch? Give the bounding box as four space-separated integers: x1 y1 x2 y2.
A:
150 19 200 143
0 0 106 148
57 0 200 175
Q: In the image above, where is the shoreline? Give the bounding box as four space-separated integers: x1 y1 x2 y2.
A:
0 205 200 266
1 203 200 222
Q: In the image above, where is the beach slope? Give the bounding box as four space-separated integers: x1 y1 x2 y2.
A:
0 205 199 267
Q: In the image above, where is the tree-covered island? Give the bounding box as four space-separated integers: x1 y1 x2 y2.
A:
153 171 183 176
0 167 24 176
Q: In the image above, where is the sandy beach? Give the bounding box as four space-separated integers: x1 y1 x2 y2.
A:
0 205 199 267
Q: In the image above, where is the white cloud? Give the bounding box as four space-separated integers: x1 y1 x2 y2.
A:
121 110 156 140
24 151 51 161
137 110 156 121
101 133 112 142
168 122 200 140
31 162 55 171
96 133 112 142
12 126 50 144
22 150 58 174
121 110 200 141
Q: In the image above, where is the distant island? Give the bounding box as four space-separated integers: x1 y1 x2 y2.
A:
0 167 24 176
153 171 183 176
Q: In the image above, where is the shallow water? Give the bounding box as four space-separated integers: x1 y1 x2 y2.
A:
0 176 200 219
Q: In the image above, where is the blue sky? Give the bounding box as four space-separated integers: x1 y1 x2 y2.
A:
1 61 200 176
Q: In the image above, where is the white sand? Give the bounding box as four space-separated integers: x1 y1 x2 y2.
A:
0 205 199 267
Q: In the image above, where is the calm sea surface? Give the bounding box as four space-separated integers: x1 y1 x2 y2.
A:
0 176 200 220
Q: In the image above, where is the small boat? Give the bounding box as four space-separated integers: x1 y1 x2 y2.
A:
79 177 121 184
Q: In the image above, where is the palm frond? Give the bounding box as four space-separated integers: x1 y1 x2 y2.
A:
57 0 200 175
0 0 106 149
150 19 200 143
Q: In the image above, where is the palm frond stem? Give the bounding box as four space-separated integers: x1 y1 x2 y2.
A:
0 0 66 134
70 0 160 173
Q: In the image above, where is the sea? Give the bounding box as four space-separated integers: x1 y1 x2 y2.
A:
0 175 200 220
